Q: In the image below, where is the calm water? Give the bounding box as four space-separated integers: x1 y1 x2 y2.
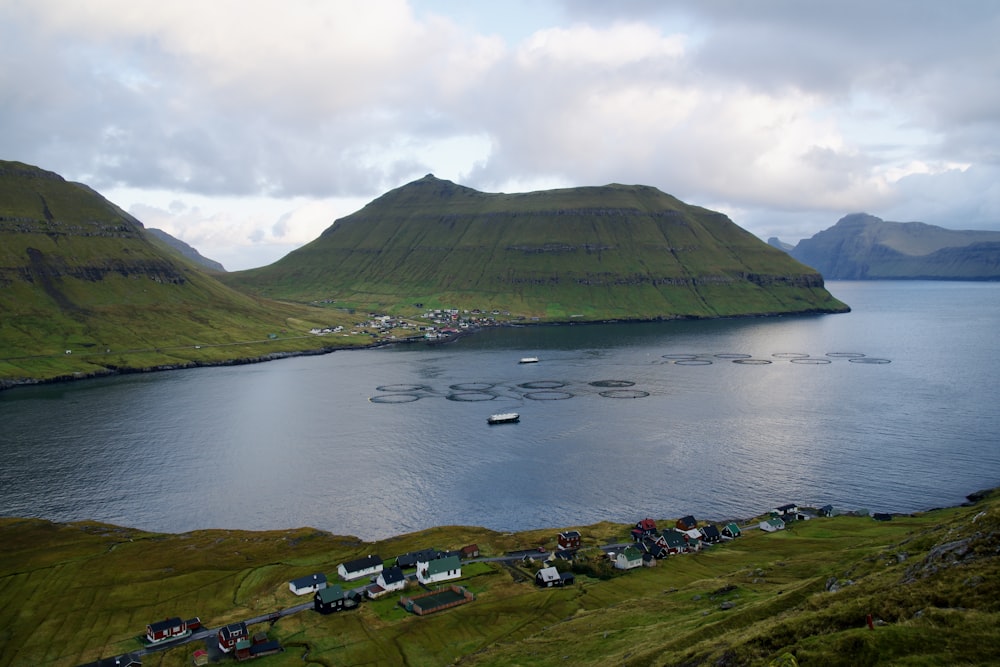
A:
2 282 998 540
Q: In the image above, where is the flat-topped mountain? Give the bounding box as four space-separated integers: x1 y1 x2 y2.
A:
225 175 848 320
789 213 1000 280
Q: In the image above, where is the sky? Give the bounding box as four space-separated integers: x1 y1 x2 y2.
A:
3 1 999 270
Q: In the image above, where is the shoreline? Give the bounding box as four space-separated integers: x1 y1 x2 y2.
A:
0 306 849 393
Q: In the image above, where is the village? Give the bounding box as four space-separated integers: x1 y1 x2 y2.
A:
308 306 528 344
88 501 865 667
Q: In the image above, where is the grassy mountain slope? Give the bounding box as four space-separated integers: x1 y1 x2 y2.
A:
224 175 848 320
0 161 362 386
791 213 1000 279
1 490 997 666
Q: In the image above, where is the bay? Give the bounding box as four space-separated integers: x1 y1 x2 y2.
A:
1 281 998 540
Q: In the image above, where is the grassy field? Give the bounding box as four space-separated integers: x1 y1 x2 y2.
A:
2 491 998 667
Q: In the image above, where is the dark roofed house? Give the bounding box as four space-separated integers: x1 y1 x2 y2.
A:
338 554 383 581
146 617 188 644
819 504 834 517
676 515 697 531
699 524 722 544
218 621 248 653
314 584 363 613
289 572 327 596
773 503 798 517
557 530 582 550
396 548 439 569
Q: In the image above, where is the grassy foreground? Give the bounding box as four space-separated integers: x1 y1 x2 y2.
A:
1 492 998 667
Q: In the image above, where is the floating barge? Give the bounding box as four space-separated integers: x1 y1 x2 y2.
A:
487 412 520 425
519 356 539 364
399 585 475 615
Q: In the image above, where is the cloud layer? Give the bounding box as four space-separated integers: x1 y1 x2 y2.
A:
2 0 998 268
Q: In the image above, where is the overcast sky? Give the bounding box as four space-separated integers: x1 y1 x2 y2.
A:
3 1 999 270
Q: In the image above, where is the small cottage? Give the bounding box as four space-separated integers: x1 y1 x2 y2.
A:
699 524 722 544
760 517 785 532
146 617 187 644
612 545 644 570
460 544 480 559
396 548 439 569
631 518 658 541
655 529 688 555
338 554 383 581
535 566 575 587
818 504 834 518
217 621 248 653
773 503 798 518
417 554 462 585
314 584 363 613
289 573 327 596
367 566 407 598
721 522 742 539
557 530 582 550
676 515 697 531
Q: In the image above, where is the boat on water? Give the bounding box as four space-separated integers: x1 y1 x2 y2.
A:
519 357 539 364
487 412 520 425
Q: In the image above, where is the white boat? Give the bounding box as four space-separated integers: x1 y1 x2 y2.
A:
518 357 539 364
487 412 520 425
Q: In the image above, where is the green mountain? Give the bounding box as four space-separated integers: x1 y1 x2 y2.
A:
790 213 1000 279
224 175 848 320
0 160 354 386
145 227 226 272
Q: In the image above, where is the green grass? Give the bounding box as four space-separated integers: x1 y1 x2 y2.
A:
2 494 999 667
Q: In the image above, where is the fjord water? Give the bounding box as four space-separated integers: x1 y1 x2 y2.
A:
2 281 998 540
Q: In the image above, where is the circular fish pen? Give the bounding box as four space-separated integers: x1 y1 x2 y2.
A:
376 384 430 392
772 352 810 359
789 357 832 364
599 389 650 399
849 357 892 364
826 352 865 359
732 359 772 365
674 359 713 365
449 382 496 391
589 380 635 388
662 353 698 360
369 393 421 403
715 353 752 359
518 381 567 389
524 390 573 401
446 392 497 402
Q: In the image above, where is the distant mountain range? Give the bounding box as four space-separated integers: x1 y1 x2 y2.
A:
771 213 1000 280
222 174 847 320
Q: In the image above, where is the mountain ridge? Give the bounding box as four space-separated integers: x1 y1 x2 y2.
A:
224 174 848 320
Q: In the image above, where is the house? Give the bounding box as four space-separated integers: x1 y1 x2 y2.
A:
367 566 407 598
417 554 462 585
557 530 582 550
818 504 834 518
338 554 383 581
656 529 688 555
699 524 722 544
676 515 697 531
640 536 668 559
760 517 785 532
535 566 574 587
289 573 327 596
85 653 143 667
460 544 480 559
314 584 363 613
721 522 742 539
612 545 644 570
642 552 657 567
631 518 658 541
553 548 576 561
396 548 439 569
146 617 187 644
773 503 798 518
218 621 248 653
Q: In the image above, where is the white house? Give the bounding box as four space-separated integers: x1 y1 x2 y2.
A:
367 566 407 598
760 517 786 532
289 573 327 596
612 546 643 570
338 554 383 581
416 554 462 585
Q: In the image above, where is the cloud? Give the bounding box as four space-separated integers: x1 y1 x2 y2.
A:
2 0 999 268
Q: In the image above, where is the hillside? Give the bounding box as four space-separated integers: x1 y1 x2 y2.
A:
0 160 365 387
1 490 997 666
789 213 1000 279
223 175 848 320
145 227 226 272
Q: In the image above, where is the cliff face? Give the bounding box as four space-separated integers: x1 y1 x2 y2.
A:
791 213 1000 280
226 175 848 320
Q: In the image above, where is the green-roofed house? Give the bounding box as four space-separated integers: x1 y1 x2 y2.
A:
612 545 644 570
416 554 462 585
760 517 786 533
722 522 742 539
